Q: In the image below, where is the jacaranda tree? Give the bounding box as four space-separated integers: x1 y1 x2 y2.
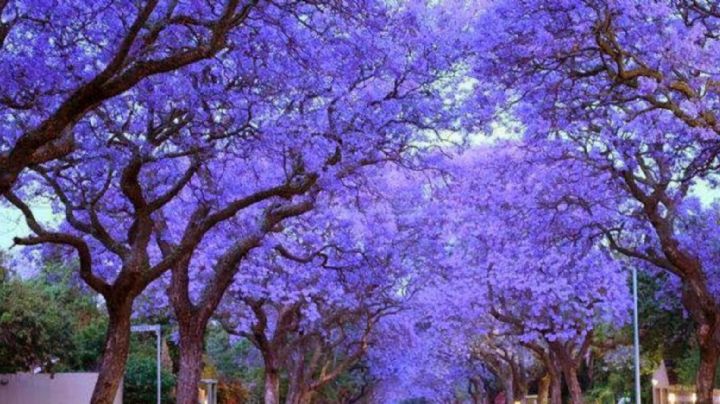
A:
3 1 475 404
475 1 720 402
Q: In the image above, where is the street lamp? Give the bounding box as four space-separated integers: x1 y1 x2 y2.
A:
131 324 162 404
632 267 641 404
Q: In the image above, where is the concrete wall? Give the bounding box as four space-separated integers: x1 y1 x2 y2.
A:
0 372 122 404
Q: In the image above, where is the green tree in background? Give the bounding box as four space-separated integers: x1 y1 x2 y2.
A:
0 275 76 372
0 258 107 373
123 353 175 404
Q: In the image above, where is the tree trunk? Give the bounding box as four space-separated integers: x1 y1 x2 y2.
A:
549 370 562 404
504 372 514 404
513 374 527 403
504 389 514 404
285 358 313 404
537 373 550 404
507 359 527 404
550 376 562 404
286 390 314 404
696 332 720 404
678 277 720 404
265 369 281 404
549 342 582 404
90 299 133 404
169 257 216 404
564 367 583 404
175 325 206 404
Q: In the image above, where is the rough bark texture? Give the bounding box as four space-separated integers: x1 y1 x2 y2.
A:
681 283 720 404
285 390 314 404
175 326 206 404
538 373 550 404
285 350 313 404
549 367 562 404
678 268 720 404
90 299 133 404
564 366 583 404
264 370 281 404
548 341 583 404
504 372 514 404
552 352 582 404
696 329 720 404
511 364 528 404
527 343 562 404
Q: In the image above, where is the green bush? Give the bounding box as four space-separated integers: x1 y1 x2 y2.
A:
0 278 76 372
124 354 176 404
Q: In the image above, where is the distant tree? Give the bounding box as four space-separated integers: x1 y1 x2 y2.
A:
475 2 720 401
123 354 176 404
0 275 76 372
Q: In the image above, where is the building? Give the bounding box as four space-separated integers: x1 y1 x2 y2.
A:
651 361 720 404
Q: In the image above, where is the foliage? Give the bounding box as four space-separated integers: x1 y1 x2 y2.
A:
123 354 176 404
60 316 107 372
0 258 109 374
5 0 720 402
0 276 76 372
676 350 720 388
315 362 373 404
217 378 251 404
206 326 262 381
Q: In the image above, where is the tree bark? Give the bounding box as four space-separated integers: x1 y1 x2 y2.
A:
175 325 206 404
504 372 514 404
90 298 133 404
548 341 583 404
538 373 550 404
696 329 720 404
264 369 281 404
286 390 314 404
285 353 313 404
549 370 562 404
680 282 720 404
564 366 583 404
526 343 562 404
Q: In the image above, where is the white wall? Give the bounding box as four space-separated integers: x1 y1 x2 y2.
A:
0 373 122 404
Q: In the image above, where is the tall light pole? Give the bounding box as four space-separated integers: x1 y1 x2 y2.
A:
632 267 642 404
131 324 162 404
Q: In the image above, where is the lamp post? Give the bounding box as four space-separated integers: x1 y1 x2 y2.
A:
632 267 642 404
131 324 162 404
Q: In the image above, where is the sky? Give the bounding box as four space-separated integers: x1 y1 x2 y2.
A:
0 201 57 251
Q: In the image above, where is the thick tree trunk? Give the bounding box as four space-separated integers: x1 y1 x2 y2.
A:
537 373 550 404
564 367 583 404
513 374 527 404
549 342 582 404
549 372 562 404
285 359 313 404
169 257 214 404
534 346 562 404
90 299 133 404
504 373 514 404
264 369 281 404
175 325 206 404
696 334 720 404
504 389 514 404
286 390 314 404
678 278 720 404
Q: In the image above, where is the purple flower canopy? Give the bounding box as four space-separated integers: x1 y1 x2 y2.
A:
1 0 719 402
